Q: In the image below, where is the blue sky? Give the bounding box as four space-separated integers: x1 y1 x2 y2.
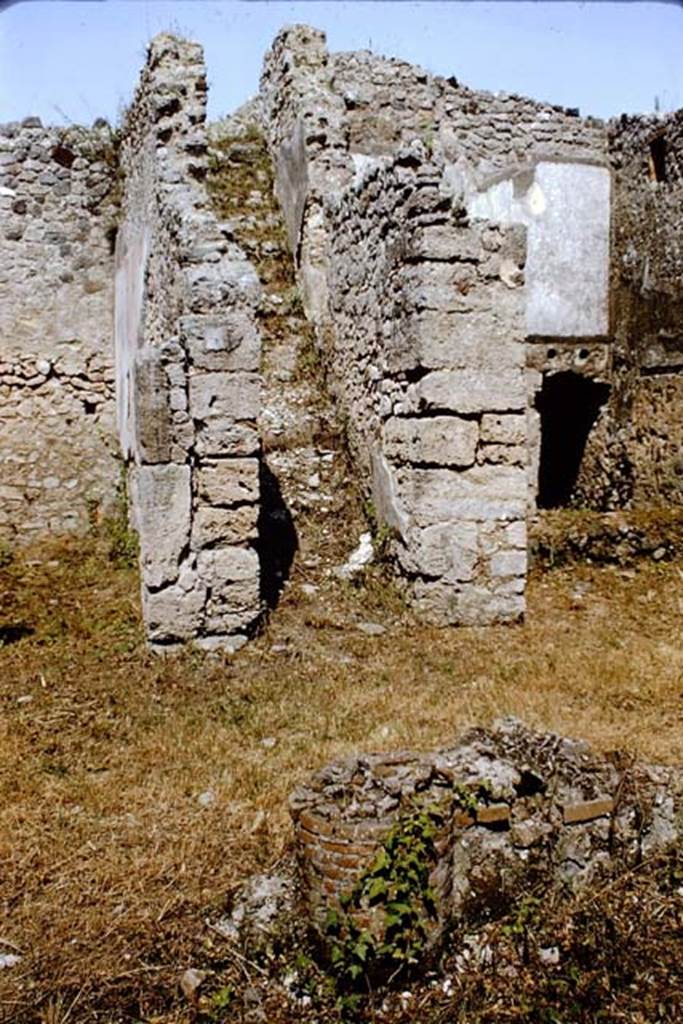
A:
0 1 681 126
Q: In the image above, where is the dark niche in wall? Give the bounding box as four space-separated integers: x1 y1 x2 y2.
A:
536 371 610 508
648 134 668 183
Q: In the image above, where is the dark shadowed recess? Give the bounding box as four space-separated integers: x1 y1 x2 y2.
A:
256 462 297 609
536 371 610 508
0 622 34 645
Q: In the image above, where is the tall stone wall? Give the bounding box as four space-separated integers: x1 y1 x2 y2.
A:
325 146 527 624
260 25 608 329
0 119 119 541
575 111 683 508
116 35 262 651
259 25 617 621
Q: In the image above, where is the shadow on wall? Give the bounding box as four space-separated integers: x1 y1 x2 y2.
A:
536 372 610 508
256 463 298 609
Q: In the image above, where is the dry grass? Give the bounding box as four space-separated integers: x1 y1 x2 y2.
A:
1 126 681 1024
0 528 681 1021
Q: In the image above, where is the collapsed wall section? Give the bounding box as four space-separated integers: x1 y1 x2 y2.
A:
116 35 261 651
0 118 119 541
325 148 528 624
574 112 683 508
291 719 680 951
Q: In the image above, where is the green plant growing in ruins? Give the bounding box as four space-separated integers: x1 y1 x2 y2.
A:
502 893 544 965
103 469 139 569
362 499 398 564
324 804 443 1007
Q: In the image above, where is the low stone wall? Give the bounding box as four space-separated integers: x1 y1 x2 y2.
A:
325 146 527 624
116 35 262 651
0 119 119 541
290 720 681 951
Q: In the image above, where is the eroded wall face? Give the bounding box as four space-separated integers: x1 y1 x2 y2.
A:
117 35 262 651
584 112 683 508
0 120 119 541
325 151 528 625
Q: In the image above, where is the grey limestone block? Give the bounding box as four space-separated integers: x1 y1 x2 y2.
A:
180 311 260 372
406 521 480 581
399 465 528 527
133 348 173 464
415 368 526 415
480 412 527 445
198 545 261 631
191 504 259 549
189 371 260 422
196 457 259 506
412 579 525 626
195 419 259 457
142 573 207 642
383 415 478 467
490 548 527 578
130 463 191 590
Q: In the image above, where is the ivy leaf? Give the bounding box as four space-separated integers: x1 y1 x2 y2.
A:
367 876 388 903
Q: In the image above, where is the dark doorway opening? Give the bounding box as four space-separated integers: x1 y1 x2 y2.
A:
536 372 610 508
649 135 668 183
256 463 298 610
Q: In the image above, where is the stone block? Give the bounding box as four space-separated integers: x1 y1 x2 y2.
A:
505 520 527 548
562 798 614 825
180 311 260 372
408 522 479 580
142 575 206 642
475 804 511 828
198 545 261 629
400 466 527 527
195 419 259 457
480 413 526 445
130 464 191 590
415 369 526 415
408 225 483 263
411 579 525 626
197 545 259 588
384 415 478 467
370 447 410 539
196 458 259 506
133 348 173 463
412 311 525 371
480 443 525 466
189 371 260 421
490 549 527 578
191 504 258 549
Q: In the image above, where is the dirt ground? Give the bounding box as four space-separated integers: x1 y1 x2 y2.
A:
0 522 681 1022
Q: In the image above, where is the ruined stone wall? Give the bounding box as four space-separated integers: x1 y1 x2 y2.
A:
291 720 681 948
117 35 261 651
261 27 620 620
325 147 528 625
260 26 608 327
329 48 607 173
0 119 119 541
576 111 683 508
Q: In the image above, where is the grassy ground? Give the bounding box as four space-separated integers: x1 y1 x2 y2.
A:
0 525 681 1022
1 127 681 1024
